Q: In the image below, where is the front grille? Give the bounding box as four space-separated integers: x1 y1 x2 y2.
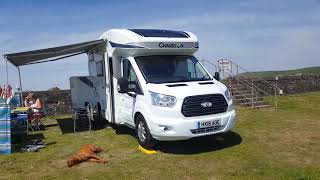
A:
190 126 220 134
181 94 228 117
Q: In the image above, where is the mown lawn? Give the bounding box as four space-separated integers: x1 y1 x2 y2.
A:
0 92 319 179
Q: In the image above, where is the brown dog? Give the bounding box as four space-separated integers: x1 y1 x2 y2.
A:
67 144 107 167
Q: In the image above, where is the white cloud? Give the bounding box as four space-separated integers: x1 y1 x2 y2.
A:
1 9 320 90
140 12 320 71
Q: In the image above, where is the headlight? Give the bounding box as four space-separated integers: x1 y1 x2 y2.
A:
224 89 232 102
227 104 235 111
149 91 177 107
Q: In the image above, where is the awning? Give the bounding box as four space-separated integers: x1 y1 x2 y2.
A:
3 39 105 66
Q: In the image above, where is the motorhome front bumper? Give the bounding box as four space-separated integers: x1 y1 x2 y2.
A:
149 109 236 141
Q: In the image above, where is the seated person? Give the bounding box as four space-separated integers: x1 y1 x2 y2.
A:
25 93 43 112
24 93 46 130
25 93 44 123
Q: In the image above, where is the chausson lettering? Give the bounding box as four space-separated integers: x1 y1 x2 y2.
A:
159 42 183 48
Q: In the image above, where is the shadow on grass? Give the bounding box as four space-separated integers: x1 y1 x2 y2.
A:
156 131 242 154
112 125 242 154
111 124 136 136
11 133 47 153
46 123 59 128
56 118 108 134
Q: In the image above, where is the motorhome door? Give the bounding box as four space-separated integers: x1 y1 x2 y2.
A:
105 53 113 122
118 58 142 125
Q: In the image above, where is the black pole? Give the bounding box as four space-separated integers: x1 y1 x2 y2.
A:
17 67 23 107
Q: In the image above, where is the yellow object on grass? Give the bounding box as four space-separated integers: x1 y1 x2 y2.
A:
138 145 157 154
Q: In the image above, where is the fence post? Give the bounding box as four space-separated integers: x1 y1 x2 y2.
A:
255 85 258 102
274 83 278 108
230 61 233 75
236 64 239 75
251 80 254 108
228 74 232 89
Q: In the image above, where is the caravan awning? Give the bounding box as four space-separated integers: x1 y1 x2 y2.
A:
3 39 105 66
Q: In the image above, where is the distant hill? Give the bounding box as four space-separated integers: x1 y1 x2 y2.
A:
240 66 320 78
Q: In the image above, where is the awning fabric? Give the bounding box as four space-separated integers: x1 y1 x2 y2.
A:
3 39 105 66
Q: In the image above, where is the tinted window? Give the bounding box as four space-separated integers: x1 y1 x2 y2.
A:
96 61 104 77
122 59 142 94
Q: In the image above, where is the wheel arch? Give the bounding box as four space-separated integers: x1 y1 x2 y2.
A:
134 111 143 125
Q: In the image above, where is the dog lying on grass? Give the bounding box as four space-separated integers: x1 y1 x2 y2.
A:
67 144 107 167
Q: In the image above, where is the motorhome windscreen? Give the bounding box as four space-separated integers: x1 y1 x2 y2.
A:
135 55 212 84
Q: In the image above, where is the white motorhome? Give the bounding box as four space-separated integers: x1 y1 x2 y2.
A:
70 29 236 147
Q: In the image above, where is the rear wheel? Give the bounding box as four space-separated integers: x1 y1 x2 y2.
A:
135 115 156 148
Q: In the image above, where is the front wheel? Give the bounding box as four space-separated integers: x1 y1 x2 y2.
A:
135 115 156 148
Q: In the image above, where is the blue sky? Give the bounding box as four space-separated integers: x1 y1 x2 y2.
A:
1 0 320 90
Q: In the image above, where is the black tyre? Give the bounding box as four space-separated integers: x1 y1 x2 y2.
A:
135 115 156 148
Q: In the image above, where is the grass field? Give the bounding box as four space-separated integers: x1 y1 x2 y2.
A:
240 66 320 78
0 92 320 179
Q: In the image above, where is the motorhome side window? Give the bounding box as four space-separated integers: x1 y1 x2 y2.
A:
96 61 104 76
122 59 142 94
187 59 207 79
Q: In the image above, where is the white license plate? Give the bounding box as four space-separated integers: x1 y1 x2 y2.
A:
197 119 221 129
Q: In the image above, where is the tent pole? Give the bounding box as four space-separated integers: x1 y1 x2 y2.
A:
17 67 23 107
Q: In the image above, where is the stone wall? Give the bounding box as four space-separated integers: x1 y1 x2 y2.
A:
22 89 71 116
239 74 320 95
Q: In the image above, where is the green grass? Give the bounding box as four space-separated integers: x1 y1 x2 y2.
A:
1 92 320 179
240 66 320 78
